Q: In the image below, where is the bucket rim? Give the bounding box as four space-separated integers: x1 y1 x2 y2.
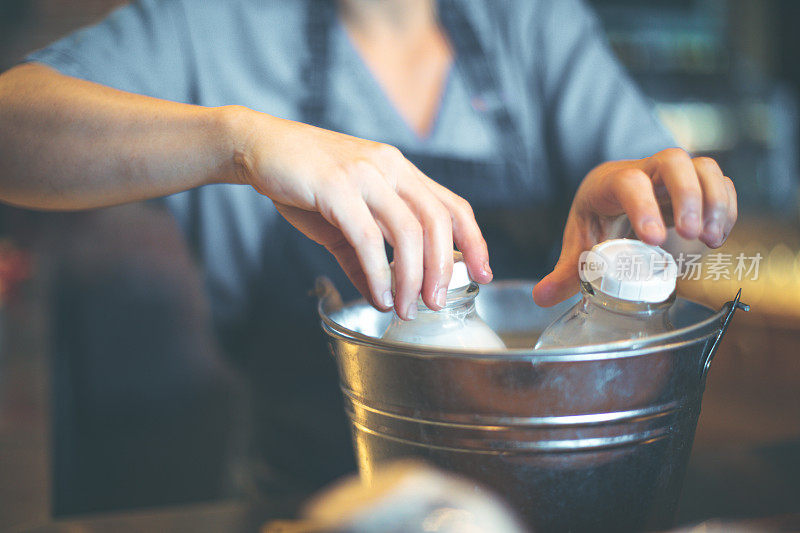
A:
319 280 726 362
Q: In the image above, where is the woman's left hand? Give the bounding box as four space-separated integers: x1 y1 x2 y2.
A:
532 148 737 307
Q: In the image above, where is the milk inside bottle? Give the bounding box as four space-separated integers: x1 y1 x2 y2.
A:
382 252 506 350
535 239 678 349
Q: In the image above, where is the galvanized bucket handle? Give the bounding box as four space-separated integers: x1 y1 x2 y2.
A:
700 288 749 382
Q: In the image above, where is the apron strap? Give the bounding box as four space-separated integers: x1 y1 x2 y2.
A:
301 0 335 129
436 0 530 191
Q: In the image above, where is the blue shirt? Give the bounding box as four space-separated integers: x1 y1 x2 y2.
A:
26 0 674 326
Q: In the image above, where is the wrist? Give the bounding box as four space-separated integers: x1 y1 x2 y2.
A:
207 104 258 186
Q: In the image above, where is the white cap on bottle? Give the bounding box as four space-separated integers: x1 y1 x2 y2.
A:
448 251 472 291
579 239 677 303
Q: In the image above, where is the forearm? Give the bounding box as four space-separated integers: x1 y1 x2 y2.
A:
0 63 244 210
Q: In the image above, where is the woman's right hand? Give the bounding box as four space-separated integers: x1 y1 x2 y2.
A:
228 108 492 320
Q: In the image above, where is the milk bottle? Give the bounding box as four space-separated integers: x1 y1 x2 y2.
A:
382 252 506 350
535 239 678 349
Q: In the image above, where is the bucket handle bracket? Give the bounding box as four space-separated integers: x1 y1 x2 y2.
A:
701 288 749 382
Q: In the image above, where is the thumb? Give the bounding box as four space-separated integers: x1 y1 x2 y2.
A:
532 239 583 307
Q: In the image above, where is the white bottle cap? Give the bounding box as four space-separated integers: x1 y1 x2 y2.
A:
448 251 472 291
579 239 677 303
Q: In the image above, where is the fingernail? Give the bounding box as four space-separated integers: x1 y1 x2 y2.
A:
643 219 663 237
406 302 417 320
680 211 700 231
482 261 492 278
381 290 393 308
705 221 721 240
436 287 447 308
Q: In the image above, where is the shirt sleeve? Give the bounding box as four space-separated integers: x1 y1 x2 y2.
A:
24 0 193 103
532 0 676 187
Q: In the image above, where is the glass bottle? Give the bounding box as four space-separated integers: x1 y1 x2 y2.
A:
535 239 677 349
382 253 506 350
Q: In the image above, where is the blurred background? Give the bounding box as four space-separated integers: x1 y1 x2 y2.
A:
0 0 798 530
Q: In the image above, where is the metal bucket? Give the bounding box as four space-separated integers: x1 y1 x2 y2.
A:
316 279 747 532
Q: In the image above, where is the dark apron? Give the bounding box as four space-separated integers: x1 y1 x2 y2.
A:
228 0 570 494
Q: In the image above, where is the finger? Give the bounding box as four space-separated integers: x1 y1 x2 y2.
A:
605 168 666 245
693 157 729 248
648 148 703 239
327 238 377 306
362 179 424 321
317 193 394 310
721 176 737 240
418 170 492 283
532 215 585 307
396 171 454 311
275 201 381 306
